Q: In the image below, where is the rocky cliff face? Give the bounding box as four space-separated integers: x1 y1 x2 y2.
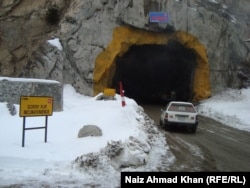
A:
0 0 249 98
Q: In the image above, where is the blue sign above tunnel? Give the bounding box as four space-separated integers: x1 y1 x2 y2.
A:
149 12 169 23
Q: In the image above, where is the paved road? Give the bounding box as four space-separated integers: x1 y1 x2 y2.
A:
141 104 250 171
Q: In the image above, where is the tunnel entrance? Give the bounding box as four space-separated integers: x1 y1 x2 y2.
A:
112 40 197 104
94 26 211 102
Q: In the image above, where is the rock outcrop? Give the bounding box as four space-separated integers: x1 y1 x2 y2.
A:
0 0 249 99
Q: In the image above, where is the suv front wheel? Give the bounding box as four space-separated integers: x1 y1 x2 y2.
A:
188 124 197 133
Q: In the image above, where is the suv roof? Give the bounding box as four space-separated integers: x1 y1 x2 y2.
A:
166 101 197 113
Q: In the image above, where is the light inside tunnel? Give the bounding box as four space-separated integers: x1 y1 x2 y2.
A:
111 40 197 104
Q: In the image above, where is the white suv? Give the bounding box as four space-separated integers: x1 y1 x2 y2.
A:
160 101 198 133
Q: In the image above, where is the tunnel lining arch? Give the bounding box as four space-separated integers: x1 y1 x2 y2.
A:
93 26 211 102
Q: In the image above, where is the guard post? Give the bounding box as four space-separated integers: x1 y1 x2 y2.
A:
19 96 53 147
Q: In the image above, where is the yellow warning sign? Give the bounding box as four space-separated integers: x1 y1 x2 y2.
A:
103 88 116 97
20 96 53 117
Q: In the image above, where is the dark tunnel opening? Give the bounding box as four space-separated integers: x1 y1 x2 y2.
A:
111 40 197 104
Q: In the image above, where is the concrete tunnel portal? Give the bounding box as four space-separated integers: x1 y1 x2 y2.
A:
93 26 211 103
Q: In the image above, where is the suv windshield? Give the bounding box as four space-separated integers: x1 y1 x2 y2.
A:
168 103 196 113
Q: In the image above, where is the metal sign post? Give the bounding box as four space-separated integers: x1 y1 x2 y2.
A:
119 81 126 107
20 96 53 147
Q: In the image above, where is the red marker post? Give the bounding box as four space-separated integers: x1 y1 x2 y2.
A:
119 81 126 107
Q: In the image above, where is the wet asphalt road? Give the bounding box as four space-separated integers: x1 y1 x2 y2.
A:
141 104 250 171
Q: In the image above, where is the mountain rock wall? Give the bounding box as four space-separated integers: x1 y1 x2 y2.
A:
0 0 249 98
